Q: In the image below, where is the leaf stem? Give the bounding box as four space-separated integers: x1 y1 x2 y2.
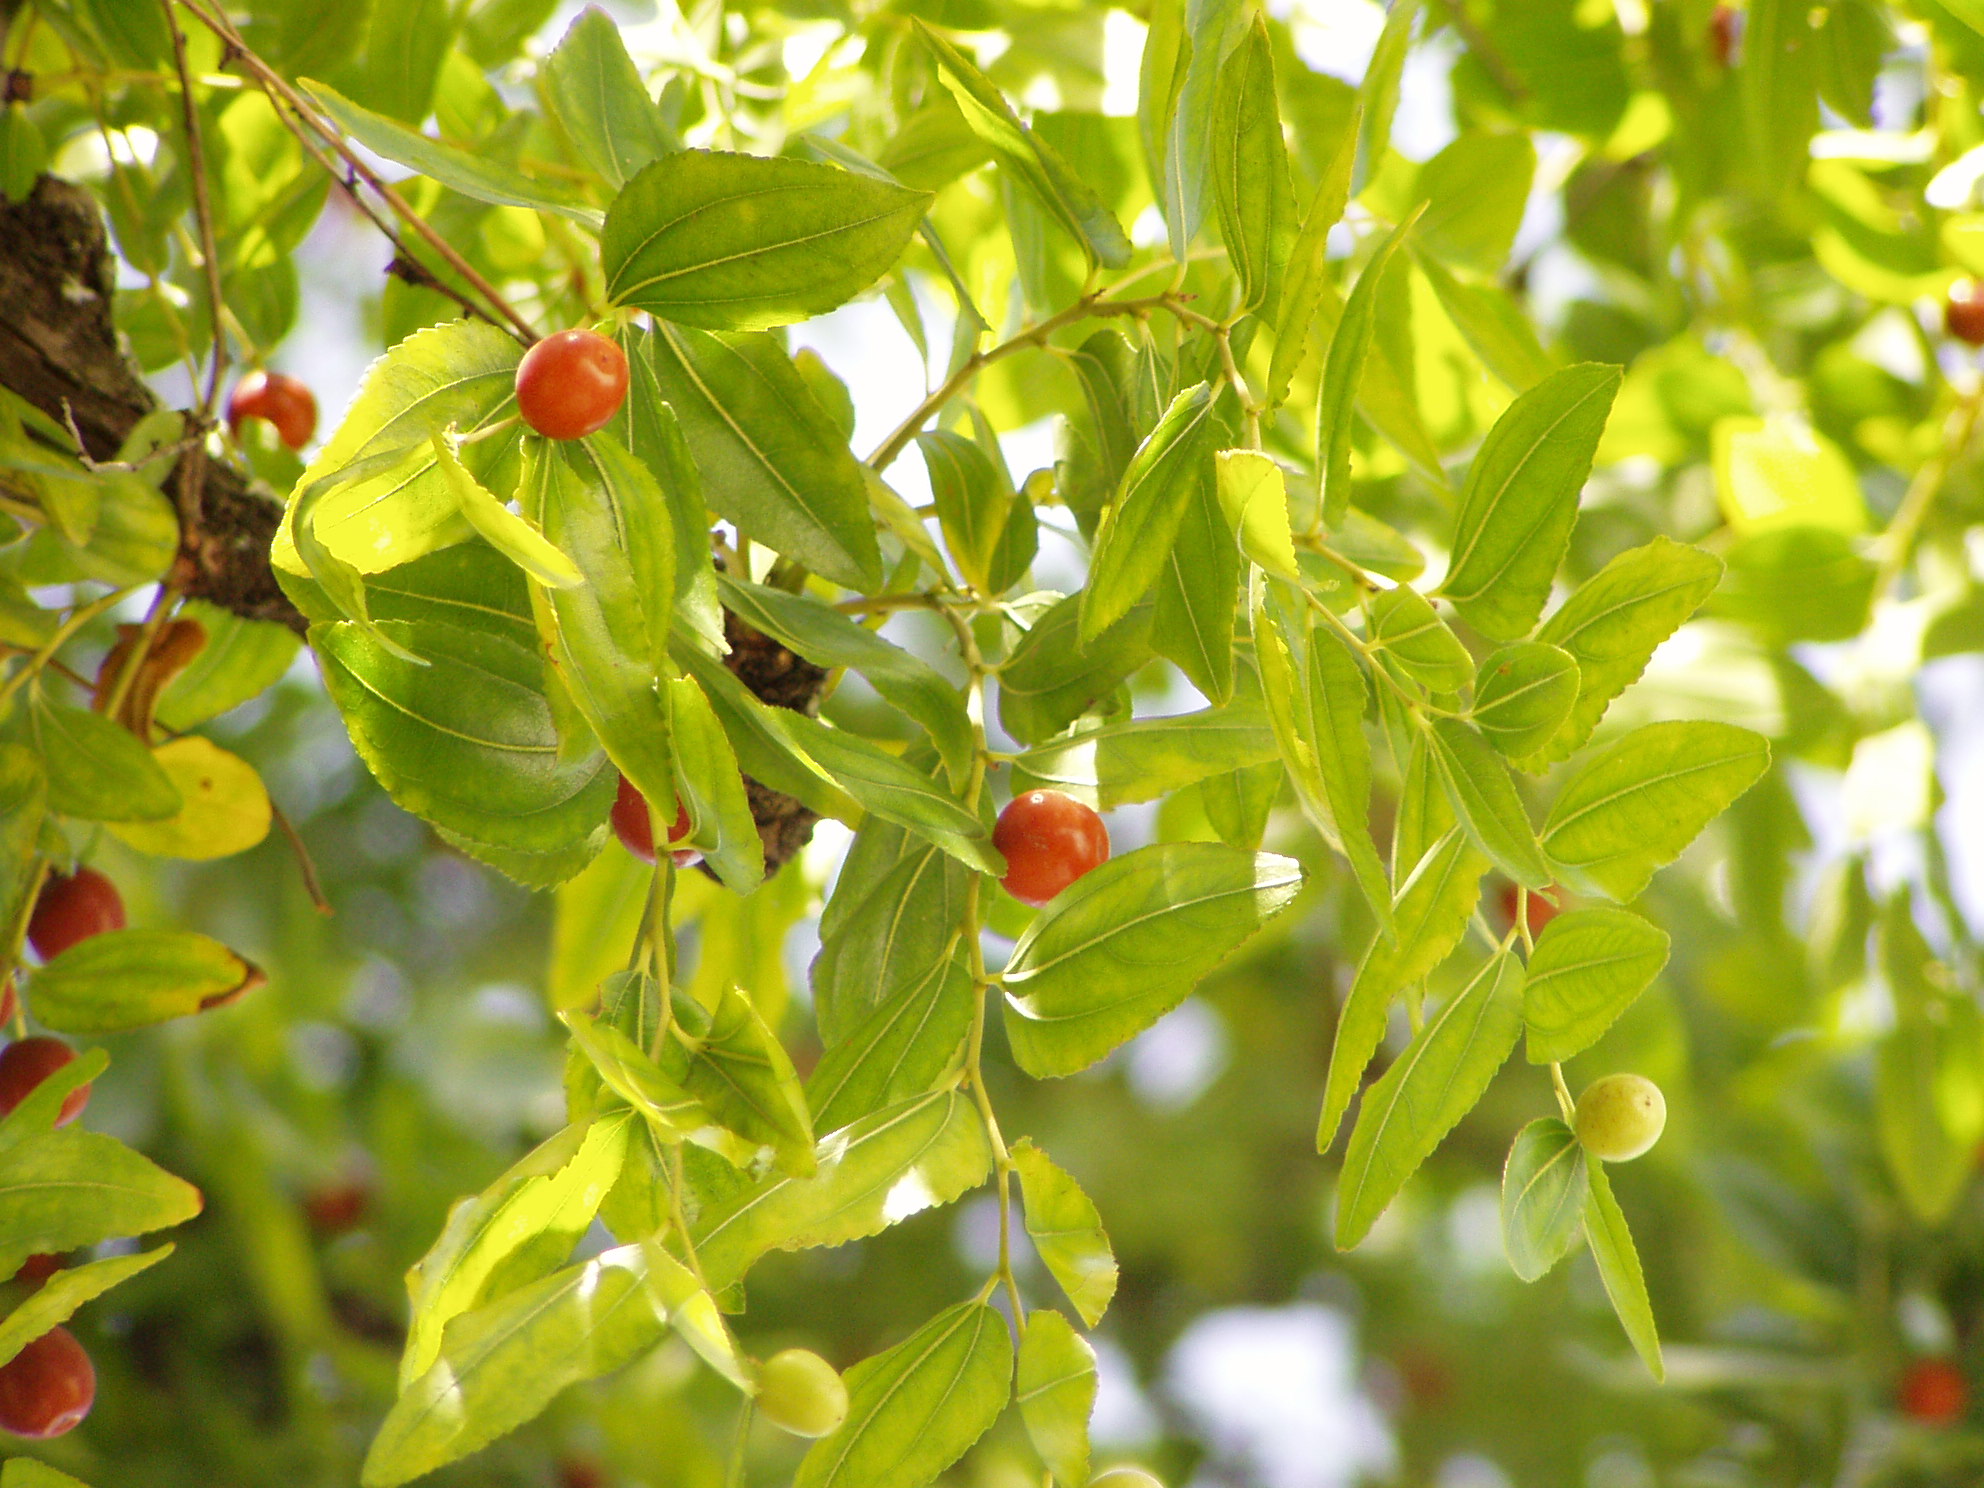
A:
1550 1063 1576 1124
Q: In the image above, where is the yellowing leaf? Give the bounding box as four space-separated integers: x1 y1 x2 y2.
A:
1214 450 1300 579
1711 415 1868 535
105 737 271 860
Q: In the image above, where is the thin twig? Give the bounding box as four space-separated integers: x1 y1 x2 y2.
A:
269 798 333 915
158 0 225 530
172 0 540 345
1873 388 1984 603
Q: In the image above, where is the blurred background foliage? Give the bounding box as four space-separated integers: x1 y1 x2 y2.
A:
10 0 1984 1483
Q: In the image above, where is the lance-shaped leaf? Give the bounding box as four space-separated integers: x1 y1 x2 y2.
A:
400 1116 632 1388
1471 641 1578 758
0 1127 202 1270
1016 1310 1096 1488
603 152 929 330
29 930 262 1033
433 433 581 589
1215 450 1300 580
1138 0 1191 260
1414 247 1553 392
1270 112 1359 407
675 646 860 823
1152 447 1239 704
665 677 764 892
29 695 179 823
0 1052 104 1155
1001 843 1303 1078
716 575 973 786
1523 908 1671 1065
1583 1160 1664 1381
691 1087 991 1290
563 1011 761 1169
1440 363 1622 641
1012 696 1277 808
998 593 1154 747
302 80 603 226
1428 717 1551 889
1525 537 1723 768
1542 722 1770 902
1013 1138 1118 1328
647 324 881 590
796 1301 1014 1488
1336 950 1525 1249
1082 383 1218 643
813 823 970 1044
1500 1119 1587 1282
1319 210 1421 528
362 1241 735 1487
1212 15 1295 312
917 22 1130 268
807 955 973 1133
1318 828 1489 1151
920 429 1033 598
315 618 615 857
1306 623 1392 924
272 320 524 577
659 984 815 1177
0 1246 171 1368
622 329 725 652
540 7 676 188
1367 586 1473 694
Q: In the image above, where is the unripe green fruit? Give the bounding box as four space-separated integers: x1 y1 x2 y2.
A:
1574 1073 1666 1163
1089 1471 1165 1488
756 1348 848 1438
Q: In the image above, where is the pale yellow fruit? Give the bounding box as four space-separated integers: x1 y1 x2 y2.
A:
1089 1471 1166 1488
755 1348 848 1438
1574 1073 1667 1162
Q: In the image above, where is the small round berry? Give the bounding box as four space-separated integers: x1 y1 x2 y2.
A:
1089 1472 1166 1488
29 868 125 962
1573 1073 1667 1163
1496 882 1562 938
12 1254 62 1286
756 1348 848 1438
558 1460 607 1488
0 1327 95 1439
1949 282 1984 347
610 776 698 867
1900 1358 1968 1425
0 1039 88 1126
994 791 1109 907
516 329 629 440
303 1182 370 1237
1707 5 1738 67
227 370 318 451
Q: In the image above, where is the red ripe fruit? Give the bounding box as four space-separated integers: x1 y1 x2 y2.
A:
1496 882 1562 938
29 867 126 961
303 1182 370 1237
0 1039 88 1126
12 1254 62 1286
1900 1358 1968 1425
994 791 1110 907
610 775 699 868
516 329 629 440
0 1326 95 1439
1948 282 1984 347
1707 5 1738 67
226 370 318 451
558 1460 607 1488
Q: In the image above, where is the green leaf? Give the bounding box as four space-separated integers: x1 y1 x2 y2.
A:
812 826 969 1045
997 593 1154 747
1500 1119 1587 1283
314 618 614 858
878 98 993 191
540 7 675 188
621 328 725 652
401 1116 633 1387
1367 586 1473 694
1214 450 1300 580
0 1052 105 1155
1523 908 1671 1064
1542 721 1771 902
921 428 1017 596
154 602 302 733
1012 1138 1118 1328
1082 383 1218 643
108 736 262 856
548 848 648 1011
363 1241 732 1487
1440 363 1622 641
1583 1160 1664 1381
1413 132 1535 274
1305 622 1392 924
1319 211 1421 528
1336 950 1525 1249
0 106 49 204
1269 114 1359 407
1427 717 1551 889
273 320 523 577
917 22 1130 269
1001 843 1304 1078
1413 248 1554 392
301 80 601 226
1150 448 1239 705
664 676 765 893
660 984 815 1178
1742 0 1821 201
796 1301 1014 1488
691 1087 991 1291
1318 827 1489 1151
1016 1310 1096 1488
1706 525 1875 646
29 930 261 1034
1012 696 1277 808
434 433 581 589
1211 15 1296 312
1471 641 1579 758
2 1462 92 1488
716 575 973 787
29 695 180 823
806 955 973 1133
0 746 42 936
603 152 929 330
1526 537 1722 767
0 1127 203 1269
0 1245 171 1368
1354 0 1417 183
1711 415 1867 535
647 324 881 591
1874 897 1984 1224
564 1011 758 1168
